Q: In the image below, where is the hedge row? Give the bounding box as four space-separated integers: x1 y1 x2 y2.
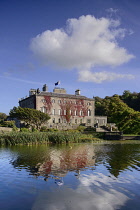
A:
0 131 100 145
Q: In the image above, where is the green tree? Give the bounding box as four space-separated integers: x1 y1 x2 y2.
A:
108 96 140 134
120 90 140 112
121 90 131 99
9 107 50 130
0 112 7 127
95 94 140 134
0 112 7 120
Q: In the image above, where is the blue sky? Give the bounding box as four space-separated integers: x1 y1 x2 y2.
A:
0 0 140 114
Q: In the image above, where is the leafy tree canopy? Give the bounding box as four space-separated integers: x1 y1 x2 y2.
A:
9 107 50 130
95 94 140 134
0 112 7 120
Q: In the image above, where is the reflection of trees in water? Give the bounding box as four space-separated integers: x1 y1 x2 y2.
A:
10 142 140 179
11 144 95 180
11 145 52 175
95 143 140 177
106 143 140 177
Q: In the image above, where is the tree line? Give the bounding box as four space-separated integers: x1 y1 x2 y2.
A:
95 90 140 134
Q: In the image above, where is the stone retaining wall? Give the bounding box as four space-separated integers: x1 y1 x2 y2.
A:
122 136 140 140
104 132 140 140
0 127 12 132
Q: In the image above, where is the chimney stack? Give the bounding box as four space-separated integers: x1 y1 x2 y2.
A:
75 89 81 95
42 84 48 92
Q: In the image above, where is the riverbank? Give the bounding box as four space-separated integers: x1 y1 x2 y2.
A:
104 132 140 140
0 131 102 145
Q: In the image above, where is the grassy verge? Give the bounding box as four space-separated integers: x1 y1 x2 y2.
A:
0 131 102 145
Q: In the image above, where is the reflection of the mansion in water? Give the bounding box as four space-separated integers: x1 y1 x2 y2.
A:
34 145 95 178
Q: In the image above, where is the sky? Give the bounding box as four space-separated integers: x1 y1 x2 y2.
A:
0 0 140 114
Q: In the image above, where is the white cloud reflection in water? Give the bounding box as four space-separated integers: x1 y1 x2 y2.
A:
32 173 130 210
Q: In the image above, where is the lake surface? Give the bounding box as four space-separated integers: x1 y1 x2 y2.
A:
0 141 140 210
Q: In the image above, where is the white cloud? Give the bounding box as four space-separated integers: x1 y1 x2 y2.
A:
106 8 119 14
78 71 135 83
32 173 130 210
30 15 134 83
128 29 134 35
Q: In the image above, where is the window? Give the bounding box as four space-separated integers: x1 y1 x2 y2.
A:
87 102 91 105
52 99 55 103
87 119 91 124
52 109 55 115
75 119 77 124
58 118 61 123
58 109 61 115
70 110 72 115
53 118 55 123
87 109 91 116
80 119 82 124
64 110 66 115
41 107 47 113
42 99 46 103
80 110 82 116
58 100 61 104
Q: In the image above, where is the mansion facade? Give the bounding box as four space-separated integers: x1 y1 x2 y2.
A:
19 85 95 127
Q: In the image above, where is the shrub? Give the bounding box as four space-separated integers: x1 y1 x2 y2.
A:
76 126 86 132
47 128 59 132
84 126 96 132
1 120 15 128
40 126 48 132
65 129 79 133
32 127 39 132
20 128 31 132
12 126 18 132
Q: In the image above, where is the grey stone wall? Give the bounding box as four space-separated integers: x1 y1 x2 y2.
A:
0 127 12 132
94 116 107 126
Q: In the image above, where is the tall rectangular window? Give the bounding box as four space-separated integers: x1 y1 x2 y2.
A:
58 109 61 115
41 107 47 113
87 109 91 116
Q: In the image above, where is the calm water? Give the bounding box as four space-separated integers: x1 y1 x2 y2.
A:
0 141 140 210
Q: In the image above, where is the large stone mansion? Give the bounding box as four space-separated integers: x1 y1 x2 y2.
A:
19 84 107 128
